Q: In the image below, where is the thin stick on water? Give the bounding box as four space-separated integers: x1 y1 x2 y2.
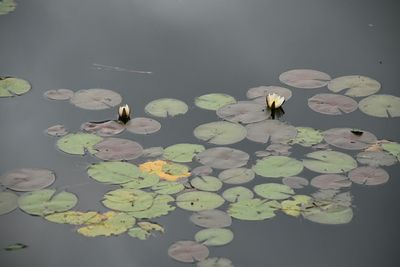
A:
92 63 153 74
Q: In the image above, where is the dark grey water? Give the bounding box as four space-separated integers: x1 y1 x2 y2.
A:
1 0 400 266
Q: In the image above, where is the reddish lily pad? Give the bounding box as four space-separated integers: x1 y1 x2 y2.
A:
93 138 143 161
168 241 209 263
308 94 358 115
310 174 352 190
81 120 125 136
190 209 232 228
348 166 389 185
356 151 397 167
279 69 331 89
323 128 377 150
196 147 249 169
192 166 213 176
245 120 297 144
44 89 74 100
216 101 269 124
125 117 161 135
46 125 68 137
0 168 55 192
70 88 122 110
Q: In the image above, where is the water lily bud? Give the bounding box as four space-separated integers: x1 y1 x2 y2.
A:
118 104 131 123
266 93 285 109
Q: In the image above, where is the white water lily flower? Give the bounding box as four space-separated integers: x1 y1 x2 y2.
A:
118 104 131 123
266 93 285 109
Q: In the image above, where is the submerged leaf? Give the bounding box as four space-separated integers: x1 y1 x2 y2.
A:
145 98 188 118
4 243 27 251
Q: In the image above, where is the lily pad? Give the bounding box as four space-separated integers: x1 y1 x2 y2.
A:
0 0 16 15
142 147 164 158
45 211 103 225
0 77 31 97
125 117 161 134
358 94 400 118
192 166 213 176
1 168 55 191
194 121 247 145
93 137 143 161
382 142 400 160
323 128 377 150
348 166 389 185
140 160 190 181
310 174 352 190
128 194 175 219
246 85 292 105
0 191 18 215
252 156 303 178
128 222 164 240
281 195 313 217
308 94 358 115
190 209 232 228
197 257 235 267
245 120 297 144
151 181 185 194
18 189 78 216
253 183 294 200
168 241 209 263
327 75 381 97
81 120 125 136
282 176 309 189
191 176 223 192
194 228 234 246
3 243 27 251
102 188 154 212
176 191 225 211
195 93 236 110
70 88 122 110
303 205 353 225
196 147 249 169
227 198 277 220
87 161 141 184
57 132 103 155
303 150 357 174
290 127 323 147
145 98 188 117
216 101 269 124
163 143 205 162
356 151 397 167
279 69 331 89
44 89 74 100
122 172 160 189
46 125 68 137
222 186 254 202
218 168 255 184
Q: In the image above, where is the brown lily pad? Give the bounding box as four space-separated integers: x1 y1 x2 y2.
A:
279 69 331 89
44 89 74 100
168 241 209 263
310 174 352 190
308 94 358 115
216 101 269 124
70 88 122 110
0 168 55 192
245 120 297 144
46 125 68 137
348 166 389 185
196 147 249 169
81 120 125 136
125 117 161 135
323 128 377 150
93 138 143 160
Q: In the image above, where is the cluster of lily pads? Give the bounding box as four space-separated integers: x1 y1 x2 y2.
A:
1 69 400 266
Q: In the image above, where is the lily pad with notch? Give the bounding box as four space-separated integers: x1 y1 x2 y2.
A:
46 125 68 137
222 186 254 202
227 198 278 221
81 120 125 136
246 85 292 105
323 128 377 150
245 120 297 144
356 151 397 167
44 89 74 100
218 168 255 184
348 166 389 185
196 147 249 169
0 77 31 97
70 88 122 110
145 98 188 118
328 75 381 97
252 156 303 178
282 176 309 189
308 94 358 115
194 228 234 246
1 168 56 192
176 191 225 211
358 94 400 118
253 183 295 200
125 117 161 135
190 209 232 228
93 137 143 161
57 132 103 155
191 176 223 192
168 240 209 263
163 143 205 163
279 69 331 89
128 194 175 219
303 150 357 174
216 101 269 124
0 191 18 215
194 93 236 110
310 174 352 190
87 161 141 185
194 121 247 145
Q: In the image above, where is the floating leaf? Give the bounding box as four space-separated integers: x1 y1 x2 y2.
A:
57 132 103 155
222 186 254 202
176 191 225 211
122 172 160 189
290 127 323 147
128 227 149 240
246 85 292 105
195 93 236 110
265 143 292 156
252 156 303 178
216 101 269 124
281 195 312 217
44 89 74 100
282 176 309 189
128 194 175 219
102 189 154 212
192 166 213 176
358 94 400 118
4 243 27 251
328 75 380 97
70 88 122 110
245 120 297 144
218 168 255 184
151 181 185 194
45 211 102 225
310 174 351 190
302 205 353 225
87 161 141 184
196 147 249 169
46 125 68 137
194 228 234 246
194 121 247 145
77 211 135 237
381 142 400 160
308 94 358 115
348 166 389 185
93 137 143 161
168 241 209 263
190 209 232 228
142 147 164 158
312 190 353 207
227 198 277 221
356 151 397 167
0 191 18 215
163 143 205 162
197 257 235 267
18 189 78 216
0 0 16 15
0 77 31 97
139 160 190 181
81 121 125 136
253 183 294 200
323 128 377 150
303 150 357 174
1 168 55 192
145 98 188 118
191 176 223 192
125 117 161 134
128 222 164 240
279 69 331 89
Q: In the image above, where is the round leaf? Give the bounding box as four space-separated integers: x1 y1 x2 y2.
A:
44 89 74 100
102 188 154 212
163 143 205 162
191 176 223 192
348 166 389 185
310 174 351 190
227 198 277 221
252 156 303 178
125 117 161 134
190 209 232 228
216 101 269 124
303 205 353 225
356 151 397 167
70 88 122 110
328 75 380 97
358 94 400 118
222 186 254 202
291 127 323 147
282 176 309 189
194 228 234 246
194 121 247 145
246 85 292 105
145 98 188 118
57 132 103 155
245 120 297 144
0 77 31 97
176 191 225 211
195 93 236 110
303 150 357 173
46 125 68 137
323 128 377 150
1 168 55 192
93 137 143 161
197 257 235 267
279 69 331 89
253 183 294 200
87 162 141 184
81 120 125 136
151 181 185 194
0 191 18 215
128 194 175 219
308 94 358 115
196 147 249 169
218 168 255 184
168 241 209 263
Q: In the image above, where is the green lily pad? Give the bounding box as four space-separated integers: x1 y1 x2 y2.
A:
382 142 400 160
197 257 235 267
145 98 188 117
281 195 313 217
303 150 357 174
227 198 278 220
291 127 323 147
302 205 353 225
245 120 297 144
122 172 160 189
45 211 102 225
194 121 247 145
151 181 185 194
252 156 303 178
18 189 78 216
128 194 175 219
328 75 381 97
216 101 269 124
70 88 122 110
163 143 205 162
3 243 27 251
168 241 209 263
0 77 31 97
246 85 292 105
356 151 397 167
253 183 294 200
191 176 223 192
0 191 18 215
222 186 254 202
0 168 55 192
218 168 255 184
190 209 232 228
128 222 164 240
279 69 331 89
196 147 249 169
102 189 154 212
195 93 236 110
194 228 234 246
359 94 400 118
57 132 103 155
0 0 16 15
88 162 141 184
176 191 225 211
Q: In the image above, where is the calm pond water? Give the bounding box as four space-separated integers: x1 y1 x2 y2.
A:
1 0 400 266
